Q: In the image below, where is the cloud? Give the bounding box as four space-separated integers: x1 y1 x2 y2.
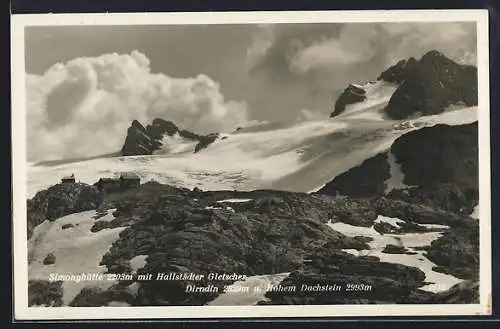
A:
26 51 249 162
243 22 477 123
246 24 275 68
261 22 476 74
289 24 380 73
296 108 326 122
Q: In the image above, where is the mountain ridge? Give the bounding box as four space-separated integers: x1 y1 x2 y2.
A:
120 118 219 156
330 50 478 120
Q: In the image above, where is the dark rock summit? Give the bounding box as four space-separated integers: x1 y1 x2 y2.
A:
329 50 477 119
382 50 477 119
27 183 102 239
120 118 219 156
121 120 162 156
330 84 367 118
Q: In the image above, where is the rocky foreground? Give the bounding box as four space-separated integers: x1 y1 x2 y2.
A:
27 179 479 307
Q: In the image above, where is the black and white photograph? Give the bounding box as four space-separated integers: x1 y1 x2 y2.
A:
11 10 491 319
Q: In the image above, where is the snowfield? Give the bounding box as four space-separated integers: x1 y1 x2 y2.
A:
28 210 128 305
27 99 478 198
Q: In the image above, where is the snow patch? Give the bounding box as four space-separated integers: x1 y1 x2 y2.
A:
471 205 479 219
419 223 450 230
327 219 462 293
129 255 147 273
205 206 235 212
154 133 198 155
374 215 405 228
94 209 117 222
384 152 411 193
28 210 129 305
217 198 253 203
335 81 399 121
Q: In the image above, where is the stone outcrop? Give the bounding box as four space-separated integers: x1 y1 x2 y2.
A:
330 84 367 118
28 280 64 307
316 123 478 216
317 153 390 198
391 123 478 190
261 247 432 305
43 253 56 265
329 50 477 119
120 118 219 156
27 183 103 239
381 50 477 119
423 218 479 280
425 280 479 304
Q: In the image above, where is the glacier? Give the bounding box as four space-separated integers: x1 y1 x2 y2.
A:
27 80 477 199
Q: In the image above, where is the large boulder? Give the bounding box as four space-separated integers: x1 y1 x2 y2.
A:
27 183 103 239
43 253 56 265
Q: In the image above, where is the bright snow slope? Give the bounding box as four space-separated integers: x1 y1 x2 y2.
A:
27 81 477 198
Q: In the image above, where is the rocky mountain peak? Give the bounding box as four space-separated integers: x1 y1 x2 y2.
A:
330 50 477 120
120 118 220 156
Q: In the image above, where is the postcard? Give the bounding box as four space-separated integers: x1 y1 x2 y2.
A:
11 9 491 320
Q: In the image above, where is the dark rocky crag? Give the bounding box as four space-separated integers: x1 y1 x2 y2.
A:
317 122 478 214
383 51 477 120
120 118 219 156
330 84 367 118
317 153 390 198
329 50 477 119
28 280 64 307
27 183 103 239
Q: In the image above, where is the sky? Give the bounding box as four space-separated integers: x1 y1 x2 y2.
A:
25 22 477 161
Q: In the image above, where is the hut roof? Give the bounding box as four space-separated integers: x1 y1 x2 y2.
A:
98 177 120 182
120 172 140 180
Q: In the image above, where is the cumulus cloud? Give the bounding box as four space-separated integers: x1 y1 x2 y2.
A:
246 24 275 68
26 51 249 162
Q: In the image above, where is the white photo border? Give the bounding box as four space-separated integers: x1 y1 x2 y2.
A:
11 9 492 320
